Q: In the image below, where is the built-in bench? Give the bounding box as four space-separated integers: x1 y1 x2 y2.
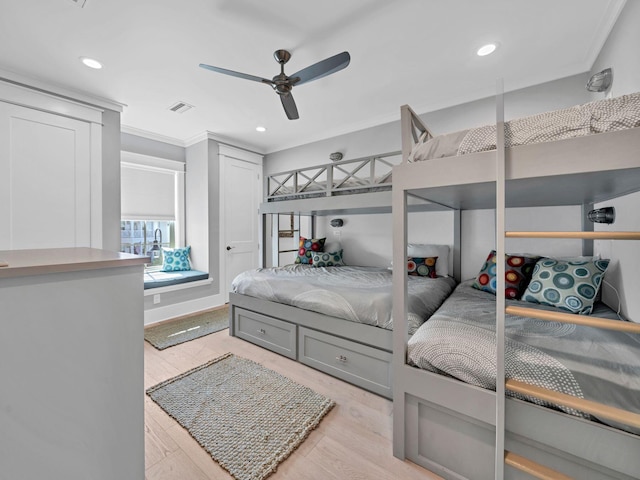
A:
143 269 209 290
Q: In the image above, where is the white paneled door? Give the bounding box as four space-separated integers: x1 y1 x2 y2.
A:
0 102 92 250
223 155 262 301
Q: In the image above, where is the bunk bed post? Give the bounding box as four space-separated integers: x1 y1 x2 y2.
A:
495 79 506 480
391 177 408 459
271 213 279 267
582 203 595 256
453 210 461 282
260 212 267 268
400 105 414 163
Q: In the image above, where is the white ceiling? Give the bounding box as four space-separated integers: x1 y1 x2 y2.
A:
0 0 626 154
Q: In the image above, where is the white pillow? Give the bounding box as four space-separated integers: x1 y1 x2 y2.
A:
407 244 450 277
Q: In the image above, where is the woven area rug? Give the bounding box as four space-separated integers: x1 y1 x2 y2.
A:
145 306 228 350
146 353 335 480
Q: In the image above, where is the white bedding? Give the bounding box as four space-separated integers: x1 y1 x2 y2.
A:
232 265 456 334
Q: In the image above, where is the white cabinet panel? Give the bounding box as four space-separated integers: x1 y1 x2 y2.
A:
0 102 91 249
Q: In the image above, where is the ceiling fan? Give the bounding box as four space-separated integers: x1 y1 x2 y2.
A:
199 50 350 120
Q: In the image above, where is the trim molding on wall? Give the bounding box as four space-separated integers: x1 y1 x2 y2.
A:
144 292 226 325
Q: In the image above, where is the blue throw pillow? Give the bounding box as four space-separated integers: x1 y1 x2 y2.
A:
311 250 345 267
162 246 192 272
522 257 609 314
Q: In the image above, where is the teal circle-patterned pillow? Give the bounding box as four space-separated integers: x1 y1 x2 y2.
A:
295 237 326 265
161 246 192 272
522 257 609 314
311 250 345 267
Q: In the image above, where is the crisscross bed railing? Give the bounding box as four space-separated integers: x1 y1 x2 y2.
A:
267 151 401 201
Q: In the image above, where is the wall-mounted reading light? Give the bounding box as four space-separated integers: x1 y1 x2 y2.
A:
588 206 615 224
330 218 344 228
151 228 163 258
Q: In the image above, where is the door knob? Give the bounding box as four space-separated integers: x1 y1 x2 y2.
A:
226 246 233 251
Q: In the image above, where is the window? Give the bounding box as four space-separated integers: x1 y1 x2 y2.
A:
120 152 185 268
120 220 174 266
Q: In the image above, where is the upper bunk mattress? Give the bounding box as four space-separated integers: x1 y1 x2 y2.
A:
407 280 640 434
232 265 456 334
409 92 640 162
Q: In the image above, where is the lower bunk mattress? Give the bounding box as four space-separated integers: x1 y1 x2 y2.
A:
232 265 456 334
408 280 640 435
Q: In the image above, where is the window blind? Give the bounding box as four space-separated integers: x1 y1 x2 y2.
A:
121 164 176 221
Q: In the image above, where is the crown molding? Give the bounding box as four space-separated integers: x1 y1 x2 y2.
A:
184 130 264 155
0 67 125 112
120 125 185 147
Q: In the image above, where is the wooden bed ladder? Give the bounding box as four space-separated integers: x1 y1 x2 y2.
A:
501 229 640 479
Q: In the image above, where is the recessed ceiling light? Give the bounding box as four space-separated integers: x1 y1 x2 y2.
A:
477 44 497 57
256 126 266 132
80 57 103 69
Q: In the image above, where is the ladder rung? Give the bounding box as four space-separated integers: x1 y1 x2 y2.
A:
505 231 640 240
506 379 640 429
504 451 574 480
506 305 640 334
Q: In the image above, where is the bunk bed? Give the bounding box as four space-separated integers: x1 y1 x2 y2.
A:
392 93 640 480
229 152 458 398
229 264 455 398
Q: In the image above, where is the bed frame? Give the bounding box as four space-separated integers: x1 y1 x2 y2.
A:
231 151 458 398
392 100 640 479
229 291 394 398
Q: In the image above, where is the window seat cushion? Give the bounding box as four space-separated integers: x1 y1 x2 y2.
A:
144 269 209 289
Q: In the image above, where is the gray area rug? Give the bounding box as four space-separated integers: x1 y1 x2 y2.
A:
144 307 229 350
146 353 335 480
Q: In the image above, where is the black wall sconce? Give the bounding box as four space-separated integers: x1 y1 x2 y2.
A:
151 228 163 258
588 206 615 224
330 218 344 227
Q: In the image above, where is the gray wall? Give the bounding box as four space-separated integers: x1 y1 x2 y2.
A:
185 138 221 295
590 0 640 98
102 109 123 252
265 73 591 176
264 74 593 274
121 132 185 162
590 0 640 321
119 134 223 314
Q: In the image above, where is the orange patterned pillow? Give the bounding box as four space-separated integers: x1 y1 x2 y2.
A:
472 250 539 299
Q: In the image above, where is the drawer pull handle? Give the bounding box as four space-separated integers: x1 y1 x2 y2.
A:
336 355 348 363
257 328 266 334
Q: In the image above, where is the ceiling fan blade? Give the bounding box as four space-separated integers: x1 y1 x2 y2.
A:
280 93 299 120
290 51 350 86
199 63 274 86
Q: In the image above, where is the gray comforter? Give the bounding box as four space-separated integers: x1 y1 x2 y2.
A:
408 280 640 434
232 265 456 334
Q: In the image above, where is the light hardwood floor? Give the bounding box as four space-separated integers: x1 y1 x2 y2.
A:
144 316 442 480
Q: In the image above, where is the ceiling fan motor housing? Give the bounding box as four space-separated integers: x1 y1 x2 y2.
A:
273 49 292 65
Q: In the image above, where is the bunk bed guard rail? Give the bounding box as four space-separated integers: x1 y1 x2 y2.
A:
266 151 401 201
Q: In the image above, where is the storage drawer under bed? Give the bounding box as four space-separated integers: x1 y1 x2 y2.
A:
298 326 392 398
233 308 297 359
